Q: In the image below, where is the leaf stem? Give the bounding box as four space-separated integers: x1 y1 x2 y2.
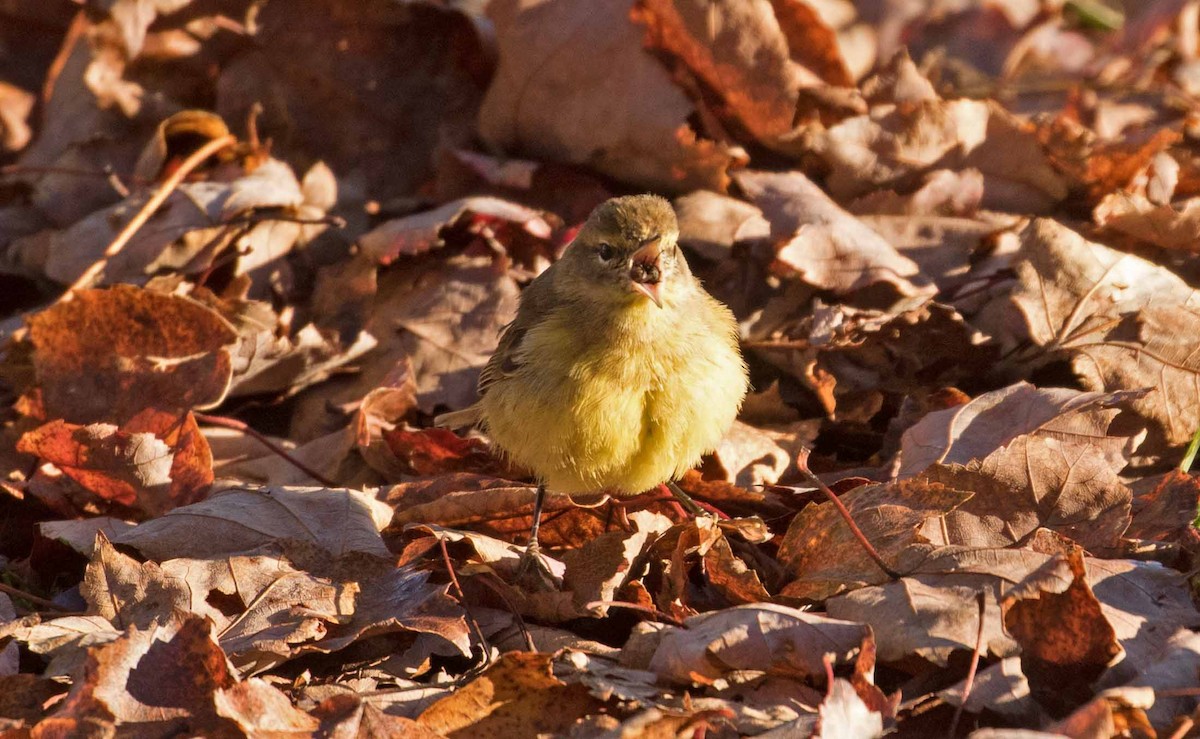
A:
795 464 902 580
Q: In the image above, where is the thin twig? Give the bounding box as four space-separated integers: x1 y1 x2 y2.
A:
438 537 492 667
193 412 338 487
0 581 69 612
60 134 237 299
795 464 902 579
474 572 535 652
584 600 686 627
948 591 987 739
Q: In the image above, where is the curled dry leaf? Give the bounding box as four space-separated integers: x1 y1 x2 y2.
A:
632 0 850 152
705 419 817 488
735 169 934 299
1094 191 1200 252
1000 548 1122 716
1036 114 1180 206
673 190 770 262
809 54 1066 213
27 285 237 424
359 196 556 265
1003 218 1200 451
24 614 319 737
776 477 973 600
17 153 326 287
17 409 212 517
187 286 378 401
478 0 744 193
83 535 470 674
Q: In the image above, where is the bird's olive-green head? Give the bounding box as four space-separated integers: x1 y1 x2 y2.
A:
556 194 688 310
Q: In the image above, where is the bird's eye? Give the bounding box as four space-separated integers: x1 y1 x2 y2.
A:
597 243 616 261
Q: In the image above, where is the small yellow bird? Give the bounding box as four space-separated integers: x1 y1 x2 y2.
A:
438 194 749 572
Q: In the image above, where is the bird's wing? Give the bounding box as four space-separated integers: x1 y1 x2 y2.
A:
478 265 557 397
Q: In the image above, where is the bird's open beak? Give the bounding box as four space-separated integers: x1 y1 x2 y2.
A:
630 236 664 308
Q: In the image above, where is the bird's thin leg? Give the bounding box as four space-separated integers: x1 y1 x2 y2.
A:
514 484 557 589
527 483 546 553
663 481 705 516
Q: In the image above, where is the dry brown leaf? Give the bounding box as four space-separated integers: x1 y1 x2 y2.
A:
0 80 34 153
1126 470 1200 543
749 301 989 422
920 438 1133 551
809 53 1066 213
633 0 850 152
897 382 1145 478
735 169 934 299
647 603 873 685
16 409 212 517
215 0 490 203
83 535 470 674
561 529 652 615
673 190 771 262
394 260 521 413
1003 219 1200 452
705 419 816 488
478 0 743 193
1037 114 1180 205
27 285 237 424
13 154 329 287
827 573 1014 667
1001 548 1122 716
1094 191 1200 252
848 168 985 217
187 286 378 402
777 478 973 600
114 483 394 561
359 196 556 265
28 614 319 736
388 478 615 550
418 651 605 736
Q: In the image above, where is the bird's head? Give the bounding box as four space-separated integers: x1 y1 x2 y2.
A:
557 194 688 310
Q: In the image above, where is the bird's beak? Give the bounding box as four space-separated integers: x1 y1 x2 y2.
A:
630 236 664 308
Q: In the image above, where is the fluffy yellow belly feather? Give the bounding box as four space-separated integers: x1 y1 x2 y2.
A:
478 303 745 496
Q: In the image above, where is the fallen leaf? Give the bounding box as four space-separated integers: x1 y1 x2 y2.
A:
113 484 394 561
418 652 605 736
647 603 874 685
897 382 1145 478
1003 218 1200 452
16 409 212 516
735 169 935 299
29 614 319 736
777 477 973 600
1001 548 1122 716
478 0 744 193
360 196 556 265
633 0 850 152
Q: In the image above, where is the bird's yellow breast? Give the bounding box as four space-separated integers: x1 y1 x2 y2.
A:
478 298 747 496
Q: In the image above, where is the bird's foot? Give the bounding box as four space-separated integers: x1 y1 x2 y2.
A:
514 541 559 591
662 482 730 519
